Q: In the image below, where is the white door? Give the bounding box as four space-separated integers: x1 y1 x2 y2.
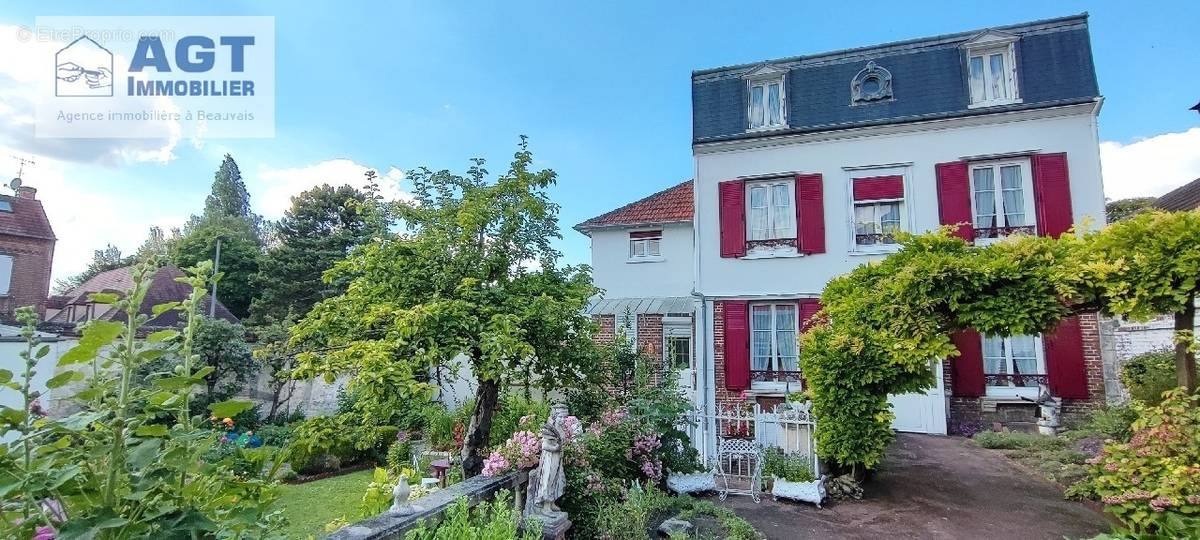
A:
664 325 695 404
889 360 948 434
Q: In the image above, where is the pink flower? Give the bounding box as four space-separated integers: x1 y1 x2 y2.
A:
33 526 55 540
482 451 510 477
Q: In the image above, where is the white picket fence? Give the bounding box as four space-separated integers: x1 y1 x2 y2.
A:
680 401 819 497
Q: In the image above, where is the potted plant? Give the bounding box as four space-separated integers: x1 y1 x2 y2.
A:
665 450 715 494
763 447 825 507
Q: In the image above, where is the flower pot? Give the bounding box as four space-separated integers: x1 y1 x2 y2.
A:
771 475 826 507
666 471 716 494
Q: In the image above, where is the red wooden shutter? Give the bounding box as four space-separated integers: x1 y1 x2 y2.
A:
718 180 746 258
935 161 973 242
949 330 985 397
1033 153 1074 238
1045 316 1089 399
852 175 904 201
795 174 825 254
799 299 822 331
722 301 750 391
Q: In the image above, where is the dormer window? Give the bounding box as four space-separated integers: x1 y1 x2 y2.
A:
744 65 787 131
963 31 1020 108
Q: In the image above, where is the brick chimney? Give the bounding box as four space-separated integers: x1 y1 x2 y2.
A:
17 185 37 199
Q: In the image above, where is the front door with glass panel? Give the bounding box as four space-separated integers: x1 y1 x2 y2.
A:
665 325 694 403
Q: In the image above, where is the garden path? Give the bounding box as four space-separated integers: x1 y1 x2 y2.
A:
714 433 1110 540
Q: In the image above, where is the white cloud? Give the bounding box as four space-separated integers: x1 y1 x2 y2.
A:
0 24 180 166
254 159 411 218
1101 128 1200 201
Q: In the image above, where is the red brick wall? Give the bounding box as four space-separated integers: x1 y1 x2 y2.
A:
0 234 54 322
593 314 615 344
946 311 1107 433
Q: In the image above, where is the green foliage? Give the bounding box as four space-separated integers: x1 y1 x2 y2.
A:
286 414 357 473
172 215 262 318
291 139 601 476
404 490 539 540
971 431 1067 451
1082 389 1200 536
250 183 387 325
675 499 762 540
762 447 815 483
1074 405 1140 442
1106 197 1158 224
423 402 471 452
386 437 414 471
801 230 1083 470
256 424 295 448
590 483 676 540
488 394 549 447
1122 349 1188 405
0 262 284 538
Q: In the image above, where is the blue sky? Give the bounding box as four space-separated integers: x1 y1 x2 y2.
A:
1 1 1198 282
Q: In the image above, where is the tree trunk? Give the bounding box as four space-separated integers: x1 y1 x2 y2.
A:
461 377 500 478
1175 295 1198 394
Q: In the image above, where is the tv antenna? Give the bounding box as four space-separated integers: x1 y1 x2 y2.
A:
11 156 35 193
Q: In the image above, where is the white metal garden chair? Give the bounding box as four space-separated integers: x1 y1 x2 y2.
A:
715 437 764 503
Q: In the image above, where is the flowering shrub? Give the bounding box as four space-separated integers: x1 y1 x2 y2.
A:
1083 389 1200 536
627 432 663 481
481 416 543 477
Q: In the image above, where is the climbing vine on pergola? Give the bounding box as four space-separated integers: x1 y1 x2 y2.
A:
800 231 1082 469
801 210 1200 471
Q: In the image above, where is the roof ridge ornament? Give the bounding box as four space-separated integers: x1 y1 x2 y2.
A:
850 61 893 105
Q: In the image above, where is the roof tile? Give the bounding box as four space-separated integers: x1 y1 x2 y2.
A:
575 180 693 232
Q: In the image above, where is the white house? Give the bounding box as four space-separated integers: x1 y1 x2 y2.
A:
577 14 1110 440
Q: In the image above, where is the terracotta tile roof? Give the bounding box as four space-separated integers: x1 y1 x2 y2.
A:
574 180 693 233
0 195 55 241
49 265 238 327
1156 178 1200 212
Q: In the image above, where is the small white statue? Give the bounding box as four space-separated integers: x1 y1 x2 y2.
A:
390 476 412 514
533 404 568 518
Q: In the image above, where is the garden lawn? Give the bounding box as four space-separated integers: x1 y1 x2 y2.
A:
277 469 373 538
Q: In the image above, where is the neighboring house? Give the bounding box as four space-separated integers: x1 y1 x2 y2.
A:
581 14 1109 439
0 184 56 321
575 180 699 401
1154 177 1200 211
47 264 238 329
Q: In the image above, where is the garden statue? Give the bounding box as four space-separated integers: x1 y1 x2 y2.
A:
1025 385 1062 436
524 403 571 539
389 476 412 514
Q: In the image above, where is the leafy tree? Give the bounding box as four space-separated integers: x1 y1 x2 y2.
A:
251 320 299 421
249 182 387 325
134 225 179 263
1078 210 1200 392
291 139 600 477
202 153 262 235
172 216 261 319
53 244 134 293
1105 197 1157 223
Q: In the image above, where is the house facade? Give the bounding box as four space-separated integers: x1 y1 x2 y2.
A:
580 14 1109 438
0 184 56 321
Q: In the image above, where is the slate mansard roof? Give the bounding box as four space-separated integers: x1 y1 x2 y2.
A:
574 180 693 233
692 13 1101 144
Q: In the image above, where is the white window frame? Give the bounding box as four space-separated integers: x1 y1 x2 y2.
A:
0 253 12 296
749 303 800 393
844 165 912 255
663 325 693 371
968 158 1036 244
982 334 1046 399
744 178 797 260
627 231 663 263
966 42 1020 108
746 71 787 132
